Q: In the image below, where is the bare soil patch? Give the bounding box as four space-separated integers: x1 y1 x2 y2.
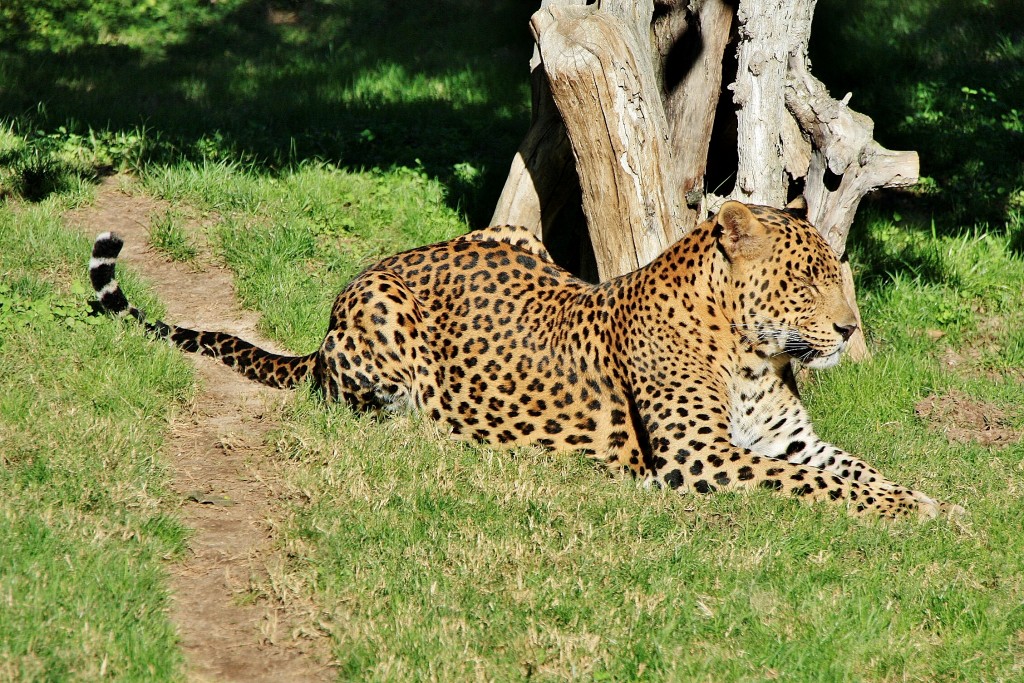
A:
933 313 1024 384
65 177 333 681
914 389 1022 447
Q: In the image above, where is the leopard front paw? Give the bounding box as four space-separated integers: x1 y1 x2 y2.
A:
938 500 967 518
890 489 967 520
909 490 941 520
861 483 964 520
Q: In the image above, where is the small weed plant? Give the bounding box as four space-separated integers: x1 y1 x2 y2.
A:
148 209 198 263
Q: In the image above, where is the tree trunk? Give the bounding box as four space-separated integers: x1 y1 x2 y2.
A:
657 0 735 216
492 0 919 360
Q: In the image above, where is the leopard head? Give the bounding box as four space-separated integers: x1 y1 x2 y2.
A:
716 200 858 370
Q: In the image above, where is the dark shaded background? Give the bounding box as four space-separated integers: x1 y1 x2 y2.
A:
1 0 1021 229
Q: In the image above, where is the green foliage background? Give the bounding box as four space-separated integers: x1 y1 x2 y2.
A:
813 0 1024 225
0 0 533 224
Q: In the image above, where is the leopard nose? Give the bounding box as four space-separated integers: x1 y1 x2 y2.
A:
834 322 858 341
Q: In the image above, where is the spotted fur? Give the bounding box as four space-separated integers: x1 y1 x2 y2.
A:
91 204 961 519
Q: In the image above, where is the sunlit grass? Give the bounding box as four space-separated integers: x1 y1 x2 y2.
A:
0 200 192 681
148 208 199 263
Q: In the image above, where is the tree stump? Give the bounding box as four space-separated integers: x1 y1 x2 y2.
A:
492 0 919 361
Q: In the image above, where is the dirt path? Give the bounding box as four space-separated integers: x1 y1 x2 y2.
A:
66 177 334 682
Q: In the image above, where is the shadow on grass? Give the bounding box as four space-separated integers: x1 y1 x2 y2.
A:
847 225 957 296
811 0 1024 228
0 0 535 225
842 193 966 295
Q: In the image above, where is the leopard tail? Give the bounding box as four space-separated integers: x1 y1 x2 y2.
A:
90 232 317 389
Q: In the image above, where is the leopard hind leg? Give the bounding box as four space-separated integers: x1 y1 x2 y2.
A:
317 267 432 412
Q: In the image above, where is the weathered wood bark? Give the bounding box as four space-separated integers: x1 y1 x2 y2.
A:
782 54 919 358
490 1 582 237
784 56 920 252
657 0 735 216
731 0 799 207
493 0 692 280
532 3 686 280
494 0 920 360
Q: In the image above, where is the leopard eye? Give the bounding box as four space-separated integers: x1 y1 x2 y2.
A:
790 277 819 297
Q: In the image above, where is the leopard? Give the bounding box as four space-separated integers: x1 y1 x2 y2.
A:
89 200 962 519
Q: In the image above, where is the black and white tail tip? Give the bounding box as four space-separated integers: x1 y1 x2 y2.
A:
90 231 131 315
89 231 151 327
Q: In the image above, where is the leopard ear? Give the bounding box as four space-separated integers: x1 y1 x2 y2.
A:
716 201 767 260
784 195 808 218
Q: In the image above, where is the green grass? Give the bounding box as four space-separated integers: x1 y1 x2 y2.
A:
813 0 1024 225
0 0 533 225
148 209 198 263
140 160 468 351
261 409 1022 681
0 197 193 681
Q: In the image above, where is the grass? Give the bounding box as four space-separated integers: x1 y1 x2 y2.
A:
148 209 198 263
140 160 468 351
0 195 193 680
261 412 1019 681
2 0 1024 680
0 0 534 225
